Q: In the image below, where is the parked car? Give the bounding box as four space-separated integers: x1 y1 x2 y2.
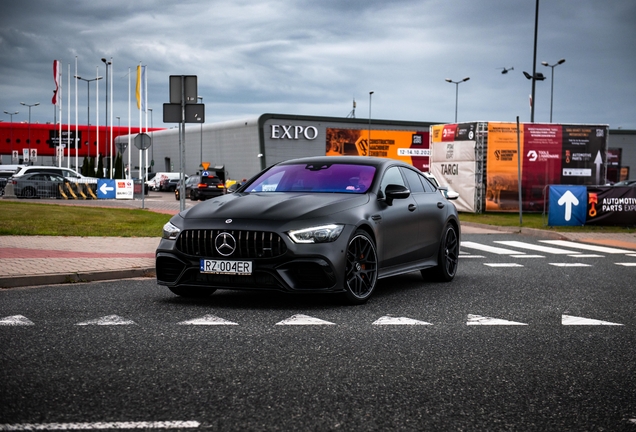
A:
148 172 181 191
184 174 226 200
612 179 636 187
162 176 187 192
156 156 460 304
423 172 460 200
11 165 97 183
11 172 68 199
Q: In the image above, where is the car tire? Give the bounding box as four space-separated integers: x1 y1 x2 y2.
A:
343 229 378 305
168 286 216 298
190 191 197 201
423 223 459 282
21 187 37 198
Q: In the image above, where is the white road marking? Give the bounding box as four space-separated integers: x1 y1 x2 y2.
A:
178 314 238 325
275 314 335 325
548 263 592 267
76 315 136 326
0 421 200 430
0 315 35 326
495 241 580 255
461 241 524 255
511 254 545 258
541 240 634 254
483 263 524 267
616 262 636 267
467 314 528 326
372 316 432 325
459 255 486 259
562 315 623 326
569 254 604 258
628 254 636 258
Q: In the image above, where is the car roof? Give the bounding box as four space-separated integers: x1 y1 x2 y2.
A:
276 155 410 170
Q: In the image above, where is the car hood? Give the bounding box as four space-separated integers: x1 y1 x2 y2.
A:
182 192 370 221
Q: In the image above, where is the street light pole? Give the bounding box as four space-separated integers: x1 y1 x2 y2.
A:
75 75 103 162
20 102 39 165
101 58 112 178
198 96 203 168
541 58 566 123
368 91 373 157
3 110 18 161
445 77 470 123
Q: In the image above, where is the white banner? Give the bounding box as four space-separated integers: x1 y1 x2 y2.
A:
430 140 476 212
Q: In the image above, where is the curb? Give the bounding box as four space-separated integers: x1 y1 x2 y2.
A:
0 267 156 289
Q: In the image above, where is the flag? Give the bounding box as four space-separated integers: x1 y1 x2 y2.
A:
136 65 146 111
52 60 60 105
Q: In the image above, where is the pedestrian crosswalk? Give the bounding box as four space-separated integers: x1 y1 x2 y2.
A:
460 239 636 267
0 313 626 327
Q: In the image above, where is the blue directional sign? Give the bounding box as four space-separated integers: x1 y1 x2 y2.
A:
548 185 587 226
97 179 116 199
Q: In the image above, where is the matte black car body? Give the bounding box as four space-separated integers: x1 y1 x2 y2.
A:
156 156 460 304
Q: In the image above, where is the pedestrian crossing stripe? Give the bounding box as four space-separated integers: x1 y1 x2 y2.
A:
461 241 523 255
0 315 34 326
76 315 137 326
275 314 335 325
467 314 528 326
562 315 623 326
616 262 636 266
541 240 633 254
495 240 579 255
373 316 432 325
178 314 238 325
484 263 524 267
548 263 592 267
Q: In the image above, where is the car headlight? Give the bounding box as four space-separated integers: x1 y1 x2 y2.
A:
162 221 181 240
287 224 344 244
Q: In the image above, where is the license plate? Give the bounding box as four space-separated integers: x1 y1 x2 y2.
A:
200 259 252 275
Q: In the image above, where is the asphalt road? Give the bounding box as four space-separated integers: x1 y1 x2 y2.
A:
1 232 635 431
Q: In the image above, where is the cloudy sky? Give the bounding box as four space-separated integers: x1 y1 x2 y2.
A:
1 0 635 130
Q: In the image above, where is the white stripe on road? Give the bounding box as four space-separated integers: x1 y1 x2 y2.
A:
541 240 633 254
483 263 524 267
0 421 200 430
549 263 592 267
467 314 528 326
562 315 623 326
461 241 525 255
76 315 136 326
178 314 238 325
0 315 35 326
373 316 432 325
616 262 636 266
495 241 580 255
276 314 335 325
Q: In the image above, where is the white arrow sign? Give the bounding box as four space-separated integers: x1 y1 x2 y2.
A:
99 183 115 195
594 150 603 184
557 190 579 221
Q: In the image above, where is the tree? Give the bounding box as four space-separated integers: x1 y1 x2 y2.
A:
97 154 104 178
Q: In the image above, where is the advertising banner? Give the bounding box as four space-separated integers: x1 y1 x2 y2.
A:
485 122 522 211
429 138 476 212
561 126 606 185
326 128 430 171
586 186 636 225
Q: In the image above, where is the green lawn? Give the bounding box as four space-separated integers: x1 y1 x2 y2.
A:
0 201 171 237
0 200 633 237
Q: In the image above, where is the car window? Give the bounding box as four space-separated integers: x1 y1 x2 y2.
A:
379 166 406 194
400 168 425 194
246 163 376 193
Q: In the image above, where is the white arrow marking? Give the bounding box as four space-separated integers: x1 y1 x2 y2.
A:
178 314 238 325
594 150 603 184
0 315 35 326
99 183 115 194
372 316 432 325
557 190 579 222
562 314 623 326
275 314 335 325
76 315 136 326
467 314 528 326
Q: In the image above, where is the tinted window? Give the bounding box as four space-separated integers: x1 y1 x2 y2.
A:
400 168 425 194
420 176 437 193
379 166 406 194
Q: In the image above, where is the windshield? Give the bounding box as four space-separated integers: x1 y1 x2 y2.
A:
246 163 376 194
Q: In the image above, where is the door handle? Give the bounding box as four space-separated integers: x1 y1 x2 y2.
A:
437 202 445 209
408 204 417 212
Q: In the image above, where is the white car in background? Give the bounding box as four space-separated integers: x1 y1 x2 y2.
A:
424 172 460 200
11 165 97 184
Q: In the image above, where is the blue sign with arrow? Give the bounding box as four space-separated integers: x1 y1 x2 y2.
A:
97 179 116 199
548 185 587 226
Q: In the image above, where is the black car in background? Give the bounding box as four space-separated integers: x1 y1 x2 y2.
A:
184 174 226 200
156 156 460 304
11 172 67 198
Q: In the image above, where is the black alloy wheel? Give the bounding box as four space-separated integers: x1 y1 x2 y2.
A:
425 223 459 282
21 187 37 198
344 230 378 304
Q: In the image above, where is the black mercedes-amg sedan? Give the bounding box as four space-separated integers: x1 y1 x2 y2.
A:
156 156 460 304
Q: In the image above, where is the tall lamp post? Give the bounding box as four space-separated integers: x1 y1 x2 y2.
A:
445 77 470 123
20 102 39 164
368 91 373 157
101 58 113 178
198 96 203 168
75 75 103 160
542 58 566 123
148 107 154 172
4 110 18 162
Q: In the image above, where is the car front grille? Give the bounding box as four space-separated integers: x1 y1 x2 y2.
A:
176 229 287 259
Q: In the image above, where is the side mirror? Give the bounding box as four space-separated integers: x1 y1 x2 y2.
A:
438 186 459 200
383 184 410 205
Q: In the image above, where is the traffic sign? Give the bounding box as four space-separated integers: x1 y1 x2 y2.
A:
548 185 587 226
97 179 116 199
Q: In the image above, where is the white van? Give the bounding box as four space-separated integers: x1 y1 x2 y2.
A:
148 172 181 191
